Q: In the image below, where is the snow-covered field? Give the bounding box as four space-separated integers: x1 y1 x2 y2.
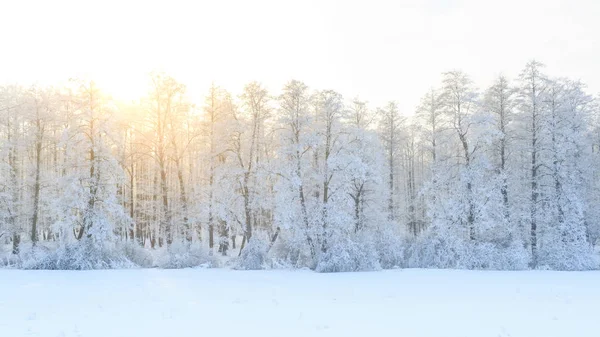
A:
1 269 598 337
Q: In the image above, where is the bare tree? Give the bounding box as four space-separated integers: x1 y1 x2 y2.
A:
519 60 547 266
145 72 186 246
279 80 316 259
485 75 517 223
27 86 55 245
347 98 375 233
1 85 24 254
441 70 479 240
378 101 404 221
416 88 444 163
234 82 271 253
203 83 233 253
315 90 344 252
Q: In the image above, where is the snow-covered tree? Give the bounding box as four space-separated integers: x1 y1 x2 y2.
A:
1 60 597 271
378 101 404 222
517 60 548 266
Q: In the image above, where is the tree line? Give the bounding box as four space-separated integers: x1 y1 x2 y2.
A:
1 61 599 270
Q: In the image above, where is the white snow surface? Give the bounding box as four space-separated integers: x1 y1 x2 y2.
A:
0 268 598 337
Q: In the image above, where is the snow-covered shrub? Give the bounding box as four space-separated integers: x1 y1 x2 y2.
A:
0 252 20 268
538 238 599 270
315 235 381 273
267 238 298 269
268 231 314 269
155 242 218 269
371 228 406 269
118 242 154 268
16 244 50 268
20 240 136 270
407 232 467 269
407 230 530 270
234 236 270 270
468 241 529 270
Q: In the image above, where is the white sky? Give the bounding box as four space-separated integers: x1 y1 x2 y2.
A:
1 0 599 114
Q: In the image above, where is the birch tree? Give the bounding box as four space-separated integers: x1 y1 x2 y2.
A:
441 70 479 240
277 80 316 260
378 101 403 222
484 75 517 224
518 60 547 266
234 81 271 252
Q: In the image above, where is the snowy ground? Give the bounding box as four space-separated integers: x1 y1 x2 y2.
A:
1 269 598 337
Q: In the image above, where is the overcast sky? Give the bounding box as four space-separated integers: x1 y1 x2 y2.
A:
1 0 599 114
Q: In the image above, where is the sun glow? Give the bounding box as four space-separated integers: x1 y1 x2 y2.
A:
95 73 148 103
1 0 599 113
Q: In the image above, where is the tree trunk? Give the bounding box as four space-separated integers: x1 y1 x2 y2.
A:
159 159 171 245
175 160 191 242
459 133 475 241
208 170 215 250
530 85 539 267
297 150 315 260
243 174 252 242
7 114 20 254
353 190 361 233
218 220 229 255
388 143 395 221
31 132 42 245
12 232 20 255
